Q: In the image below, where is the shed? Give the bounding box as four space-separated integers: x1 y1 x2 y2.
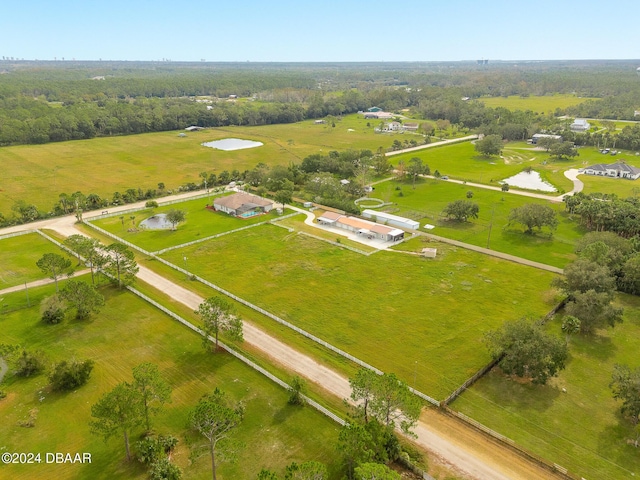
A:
422 248 437 258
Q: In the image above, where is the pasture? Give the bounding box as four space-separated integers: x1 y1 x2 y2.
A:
391 141 558 191
476 94 594 113
373 178 581 268
451 294 640 479
0 114 394 215
0 280 342 480
159 222 558 400
0 232 75 289
89 197 290 252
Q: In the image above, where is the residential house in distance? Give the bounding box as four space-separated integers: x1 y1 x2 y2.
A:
403 122 420 132
382 121 403 132
213 192 274 217
367 106 382 113
582 162 640 180
570 118 590 132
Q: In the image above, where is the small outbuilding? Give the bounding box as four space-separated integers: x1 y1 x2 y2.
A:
421 248 437 258
361 209 420 230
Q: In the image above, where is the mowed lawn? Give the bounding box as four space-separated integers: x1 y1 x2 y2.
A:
0 281 341 480
0 114 396 215
451 294 640 479
0 233 75 289
161 223 558 400
89 197 289 252
476 94 595 113
373 178 581 268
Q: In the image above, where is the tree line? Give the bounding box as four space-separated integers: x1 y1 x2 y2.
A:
3 61 640 146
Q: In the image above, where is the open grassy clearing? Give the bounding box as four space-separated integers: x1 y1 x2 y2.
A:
373 178 580 268
476 94 595 112
0 280 342 480
90 197 291 252
0 114 397 215
451 293 640 479
0 232 75 289
589 119 640 132
392 140 640 200
159 221 558 400
391 141 557 191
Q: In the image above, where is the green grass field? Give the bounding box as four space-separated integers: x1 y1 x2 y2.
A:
89 197 290 252
0 233 75 289
158 222 558 400
0 280 342 480
373 178 580 268
451 294 640 479
0 114 398 215
476 94 595 113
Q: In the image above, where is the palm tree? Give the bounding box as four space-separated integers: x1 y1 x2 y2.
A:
561 315 581 343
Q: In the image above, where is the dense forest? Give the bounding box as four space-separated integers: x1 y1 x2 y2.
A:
1 60 640 146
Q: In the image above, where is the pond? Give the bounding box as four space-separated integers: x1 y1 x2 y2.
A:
139 214 172 230
500 171 557 192
201 138 263 151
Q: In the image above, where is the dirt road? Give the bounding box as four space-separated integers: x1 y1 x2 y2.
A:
3 199 561 479
132 265 556 480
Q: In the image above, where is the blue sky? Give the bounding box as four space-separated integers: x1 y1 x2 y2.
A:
3 0 639 62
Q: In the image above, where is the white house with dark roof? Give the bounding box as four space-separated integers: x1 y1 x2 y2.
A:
582 162 640 180
213 192 274 216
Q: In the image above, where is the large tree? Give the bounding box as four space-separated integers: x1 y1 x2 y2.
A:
104 243 139 288
349 368 379 423
348 369 420 434
165 209 186 231
274 189 293 210
442 200 479 222
59 279 105 320
553 258 616 295
406 157 429 189
550 141 579 160
189 389 244 480
474 134 503 157
369 373 421 434
337 422 375 480
354 463 401 480
36 252 72 293
196 296 243 351
508 203 558 234
63 234 105 285
484 318 568 385
564 290 623 333
90 382 144 461
611 364 640 436
132 362 172 432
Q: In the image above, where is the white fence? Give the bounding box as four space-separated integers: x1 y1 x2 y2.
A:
153 212 300 255
83 220 441 407
0 229 37 241
125 285 346 426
